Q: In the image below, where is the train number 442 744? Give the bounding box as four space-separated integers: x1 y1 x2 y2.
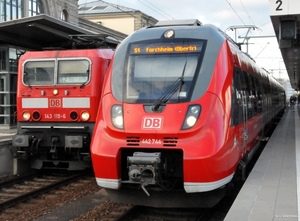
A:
141 139 162 145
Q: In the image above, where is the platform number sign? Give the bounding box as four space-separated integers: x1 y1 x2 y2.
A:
276 0 282 11
270 0 300 16
270 0 285 15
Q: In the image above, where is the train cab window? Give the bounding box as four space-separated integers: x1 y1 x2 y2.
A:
23 59 90 86
57 60 90 85
124 41 204 103
127 54 197 102
24 61 55 86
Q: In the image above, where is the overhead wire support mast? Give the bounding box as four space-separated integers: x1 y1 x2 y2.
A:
225 25 261 53
237 35 276 58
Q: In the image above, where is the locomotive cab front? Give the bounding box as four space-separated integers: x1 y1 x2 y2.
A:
13 49 114 170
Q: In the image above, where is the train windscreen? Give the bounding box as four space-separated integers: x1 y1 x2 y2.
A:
23 59 90 86
124 41 204 103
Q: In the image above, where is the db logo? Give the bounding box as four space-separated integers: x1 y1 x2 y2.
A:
142 117 163 129
49 98 61 108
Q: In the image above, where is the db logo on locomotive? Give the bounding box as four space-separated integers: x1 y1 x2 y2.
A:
49 98 61 108
142 117 163 129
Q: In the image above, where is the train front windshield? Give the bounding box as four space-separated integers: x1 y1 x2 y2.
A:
122 41 205 104
23 59 90 86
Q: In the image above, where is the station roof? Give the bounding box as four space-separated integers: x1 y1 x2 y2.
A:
270 1 300 90
0 14 117 50
79 0 137 15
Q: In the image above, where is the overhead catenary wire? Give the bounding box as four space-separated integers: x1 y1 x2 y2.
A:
239 0 256 26
138 0 174 20
225 0 267 55
225 0 246 25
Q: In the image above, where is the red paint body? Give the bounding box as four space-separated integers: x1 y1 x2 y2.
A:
91 23 285 207
13 49 114 170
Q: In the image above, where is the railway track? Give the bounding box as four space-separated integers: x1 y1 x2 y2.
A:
0 172 84 212
0 172 38 190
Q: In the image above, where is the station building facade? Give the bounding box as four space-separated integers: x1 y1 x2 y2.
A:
0 0 130 128
78 0 157 35
0 0 79 128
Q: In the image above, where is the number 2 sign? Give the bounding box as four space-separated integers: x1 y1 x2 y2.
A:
270 0 300 16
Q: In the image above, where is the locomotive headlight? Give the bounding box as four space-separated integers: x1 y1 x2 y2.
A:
182 105 201 130
22 111 31 121
53 89 58 95
111 105 124 129
81 111 90 121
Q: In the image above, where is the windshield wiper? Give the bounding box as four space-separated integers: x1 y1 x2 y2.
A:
151 76 185 112
151 61 187 112
80 70 90 88
23 71 31 89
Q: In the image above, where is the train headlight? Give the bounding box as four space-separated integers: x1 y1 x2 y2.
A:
186 116 197 126
182 105 201 130
111 105 124 129
22 111 31 121
81 111 90 121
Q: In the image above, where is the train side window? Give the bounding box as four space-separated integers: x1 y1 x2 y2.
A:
243 71 253 119
250 75 258 116
231 67 244 126
255 78 262 113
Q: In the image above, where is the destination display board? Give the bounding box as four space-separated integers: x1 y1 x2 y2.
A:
130 42 203 55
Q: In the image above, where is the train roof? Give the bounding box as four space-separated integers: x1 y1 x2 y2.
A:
117 19 284 93
122 21 225 47
154 19 203 27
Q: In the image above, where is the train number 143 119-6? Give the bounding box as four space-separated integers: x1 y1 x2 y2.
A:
44 114 66 119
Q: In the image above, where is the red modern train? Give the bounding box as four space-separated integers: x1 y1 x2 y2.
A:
12 48 114 170
91 19 286 207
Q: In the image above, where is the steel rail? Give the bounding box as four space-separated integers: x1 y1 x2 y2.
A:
0 173 84 211
0 172 39 189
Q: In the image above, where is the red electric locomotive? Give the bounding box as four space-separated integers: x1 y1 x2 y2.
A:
13 48 114 170
91 19 286 207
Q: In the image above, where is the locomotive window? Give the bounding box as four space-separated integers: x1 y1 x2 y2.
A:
23 59 90 86
24 61 55 86
57 60 90 84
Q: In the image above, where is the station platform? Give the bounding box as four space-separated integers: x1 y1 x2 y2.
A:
225 107 299 221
